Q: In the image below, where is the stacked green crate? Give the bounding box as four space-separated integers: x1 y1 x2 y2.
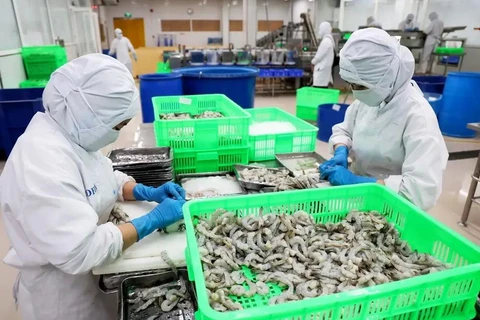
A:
296 87 340 121
152 94 251 174
20 46 67 86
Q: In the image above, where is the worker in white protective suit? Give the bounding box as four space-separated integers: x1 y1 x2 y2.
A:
366 16 382 29
0 54 186 320
398 13 415 30
109 28 137 73
319 28 448 211
420 12 444 73
311 21 335 88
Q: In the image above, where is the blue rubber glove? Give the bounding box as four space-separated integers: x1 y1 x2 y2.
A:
320 166 376 186
130 198 186 241
319 146 349 173
133 182 186 203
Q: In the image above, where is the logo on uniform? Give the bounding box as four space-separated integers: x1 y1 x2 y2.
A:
85 184 98 197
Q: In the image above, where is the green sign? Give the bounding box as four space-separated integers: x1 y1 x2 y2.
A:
124 12 132 18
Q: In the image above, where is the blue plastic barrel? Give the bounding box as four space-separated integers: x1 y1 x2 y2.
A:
139 73 183 123
412 75 446 94
438 72 480 138
0 88 44 157
423 93 442 118
174 67 259 109
317 103 349 142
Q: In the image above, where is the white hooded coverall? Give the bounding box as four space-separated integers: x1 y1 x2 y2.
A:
312 21 334 87
398 14 415 30
420 12 444 73
331 28 448 211
0 54 140 320
109 28 137 73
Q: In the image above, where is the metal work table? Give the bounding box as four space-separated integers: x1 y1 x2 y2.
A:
432 52 466 75
459 122 480 227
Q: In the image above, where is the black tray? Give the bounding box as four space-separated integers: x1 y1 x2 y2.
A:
118 268 196 320
109 147 172 167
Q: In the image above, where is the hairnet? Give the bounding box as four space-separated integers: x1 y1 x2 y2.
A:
406 13 414 21
429 12 438 21
115 28 122 35
318 21 332 38
42 53 140 151
366 16 375 25
339 28 414 101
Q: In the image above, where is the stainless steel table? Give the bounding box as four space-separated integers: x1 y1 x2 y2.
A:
459 122 480 227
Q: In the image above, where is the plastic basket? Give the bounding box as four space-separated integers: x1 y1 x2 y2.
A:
288 68 304 78
296 87 340 121
19 79 48 88
247 107 318 161
273 69 288 77
184 184 480 320
22 46 67 80
156 62 171 73
153 94 251 151
258 69 274 78
435 47 465 55
173 146 249 174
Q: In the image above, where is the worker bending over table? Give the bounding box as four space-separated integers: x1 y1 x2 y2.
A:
0 54 185 320
320 28 448 211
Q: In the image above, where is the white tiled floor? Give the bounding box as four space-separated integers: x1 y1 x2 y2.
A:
0 94 479 319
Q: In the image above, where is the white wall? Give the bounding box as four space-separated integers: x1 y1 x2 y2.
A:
105 0 223 47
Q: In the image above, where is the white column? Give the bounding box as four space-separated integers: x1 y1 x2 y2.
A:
222 0 230 46
339 0 345 30
243 0 257 47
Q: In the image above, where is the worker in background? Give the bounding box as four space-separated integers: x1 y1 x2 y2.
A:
0 54 186 320
366 16 382 29
109 28 137 73
320 28 448 211
311 21 334 88
420 12 444 73
398 13 415 30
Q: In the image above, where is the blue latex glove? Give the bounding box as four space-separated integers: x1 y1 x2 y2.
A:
133 182 186 203
130 198 186 240
319 146 349 173
320 166 376 186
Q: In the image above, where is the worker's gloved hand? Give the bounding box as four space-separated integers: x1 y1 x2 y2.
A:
319 146 349 173
133 182 186 203
130 198 186 241
320 166 376 186
133 53 138 61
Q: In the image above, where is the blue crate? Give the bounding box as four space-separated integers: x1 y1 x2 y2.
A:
273 69 288 77
288 68 304 78
258 69 274 78
0 88 44 157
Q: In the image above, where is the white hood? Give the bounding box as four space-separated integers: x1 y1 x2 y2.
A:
42 53 140 152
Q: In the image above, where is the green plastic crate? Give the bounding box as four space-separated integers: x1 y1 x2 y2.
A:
435 47 465 55
247 107 318 161
173 146 249 174
153 94 251 151
19 79 48 88
184 184 480 320
296 87 340 121
157 61 171 73
22 46 67 80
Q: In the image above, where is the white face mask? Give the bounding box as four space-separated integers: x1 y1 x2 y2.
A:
352 88 385 107
79 124 120 152
116 33 123 39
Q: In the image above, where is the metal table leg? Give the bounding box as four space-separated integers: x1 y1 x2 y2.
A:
459 151 480 227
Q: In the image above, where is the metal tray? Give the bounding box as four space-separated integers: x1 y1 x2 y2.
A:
99 269 166 294
118 268 196 320
233 164 290 191
177 171 246 200
275 152 326 176
109 147 172 167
